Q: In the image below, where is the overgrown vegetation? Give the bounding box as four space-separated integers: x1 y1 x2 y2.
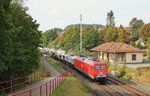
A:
108 63 150 85
146 38 150 60
125 66 150 85
51 74 93 96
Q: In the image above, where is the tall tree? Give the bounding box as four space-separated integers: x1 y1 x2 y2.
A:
129 18 144 41
106 10 115 27
0 0 15 80
0 1 41 81
10 3 41 77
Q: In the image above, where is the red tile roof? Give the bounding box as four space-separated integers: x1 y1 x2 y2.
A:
90 42 142 53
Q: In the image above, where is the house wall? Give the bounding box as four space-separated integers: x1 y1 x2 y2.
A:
109 53 115 60
93 51 143 64
98 52 102 59
104 53 108 60
97 52 108 60
125 53 143 63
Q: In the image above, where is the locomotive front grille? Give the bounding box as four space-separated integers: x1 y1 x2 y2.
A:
96 74 106 78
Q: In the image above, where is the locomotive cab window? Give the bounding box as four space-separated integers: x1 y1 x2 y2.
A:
94 65 106 70
101 65 106 69
94 65 101 70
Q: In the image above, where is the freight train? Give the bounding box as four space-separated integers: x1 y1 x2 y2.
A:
41 48 108 83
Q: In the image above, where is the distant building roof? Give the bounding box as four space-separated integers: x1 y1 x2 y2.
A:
91 42 142 53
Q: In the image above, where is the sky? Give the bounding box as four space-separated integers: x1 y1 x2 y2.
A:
25 0 150 32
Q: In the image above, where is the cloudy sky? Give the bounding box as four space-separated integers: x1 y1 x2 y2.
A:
25 0 150 31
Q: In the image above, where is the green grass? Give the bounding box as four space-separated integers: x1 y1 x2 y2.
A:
51 74 93 96
47 58 93 96
47 58 65 73
124 66 150 85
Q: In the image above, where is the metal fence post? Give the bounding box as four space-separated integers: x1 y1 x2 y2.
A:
49 80 51 95
52 79 54 93
54 79 55 91
53 78 55 91
40 86 42 96
10 77 13 92
29 90 32 96
46 83 48 96
55 78 56 90
56 77 57 88
58 77 60 86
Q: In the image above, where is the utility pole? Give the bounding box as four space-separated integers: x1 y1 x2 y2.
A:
80 14 83 53
114 42 117 71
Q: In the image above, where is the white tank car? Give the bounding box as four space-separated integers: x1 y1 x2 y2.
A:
56 49 65 59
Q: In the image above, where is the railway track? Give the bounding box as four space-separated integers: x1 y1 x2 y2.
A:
91 82 125 96
51 58 128 96
49 57 150 96
108 76 150 96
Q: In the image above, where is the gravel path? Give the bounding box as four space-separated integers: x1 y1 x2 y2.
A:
40 57 60 77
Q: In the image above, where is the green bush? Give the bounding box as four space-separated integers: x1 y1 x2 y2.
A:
125 74 132 80
117 65 126 78
103 60 111 67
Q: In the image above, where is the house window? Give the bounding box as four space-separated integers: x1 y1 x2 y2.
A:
132 54 136 61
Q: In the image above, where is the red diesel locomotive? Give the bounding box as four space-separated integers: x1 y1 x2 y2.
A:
61 52 108 82
74 57 108 82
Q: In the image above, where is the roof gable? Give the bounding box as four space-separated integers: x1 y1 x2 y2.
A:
91 42 142 53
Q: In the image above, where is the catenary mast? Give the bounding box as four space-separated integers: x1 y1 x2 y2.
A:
80 14 83 53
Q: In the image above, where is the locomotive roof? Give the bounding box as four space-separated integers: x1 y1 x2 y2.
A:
63 52 101 65
76 56 100 65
